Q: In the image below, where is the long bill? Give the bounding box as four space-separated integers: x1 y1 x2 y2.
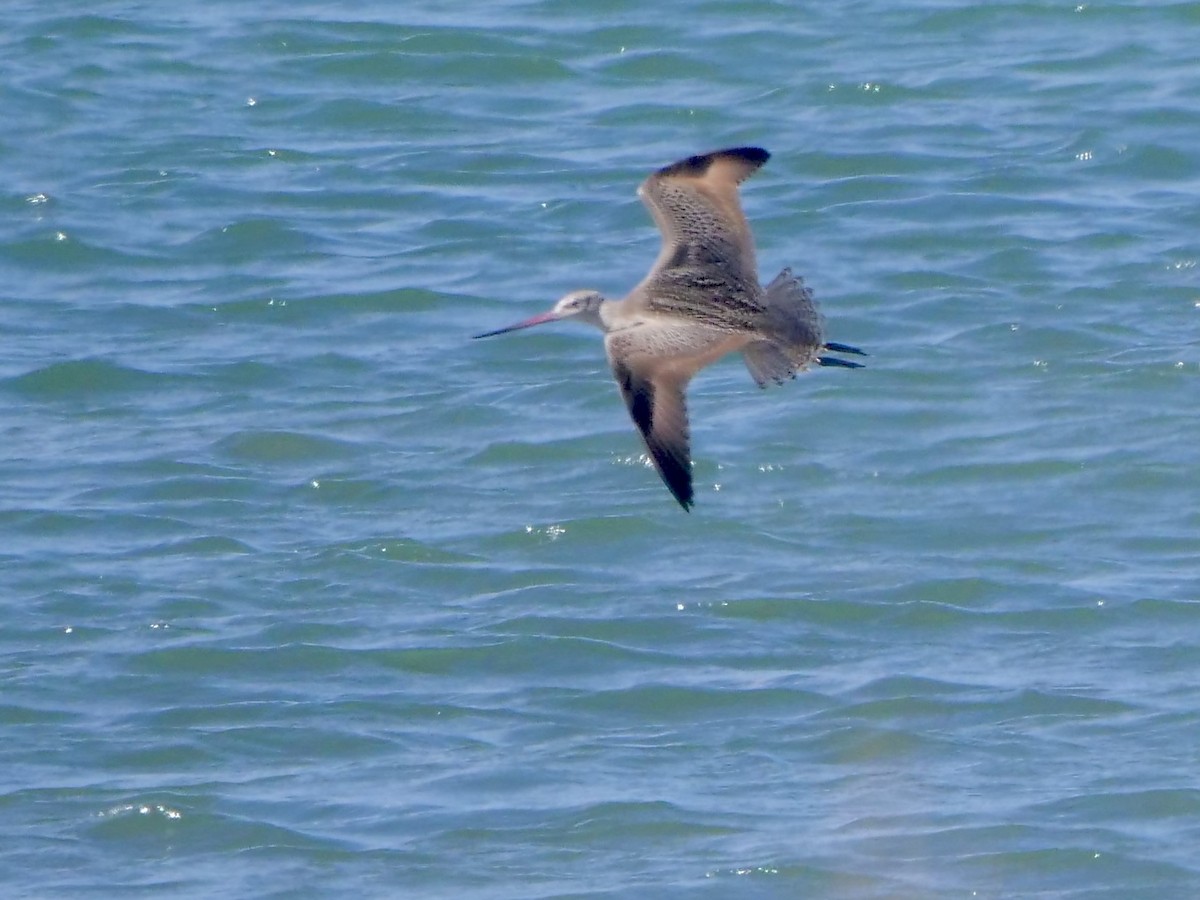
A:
472 310 559 339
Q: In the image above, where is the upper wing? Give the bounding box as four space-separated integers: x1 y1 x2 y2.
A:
631 147 770 324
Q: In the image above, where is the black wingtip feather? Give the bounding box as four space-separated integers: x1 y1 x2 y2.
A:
657 146 770 179
724 146 770 165
651 445 694 511
668 476 694 511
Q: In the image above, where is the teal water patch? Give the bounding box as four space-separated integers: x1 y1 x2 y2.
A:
6 358 183 399
2 1 1200 897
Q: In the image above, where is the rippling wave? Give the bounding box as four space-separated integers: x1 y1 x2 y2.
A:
2 1 1199 897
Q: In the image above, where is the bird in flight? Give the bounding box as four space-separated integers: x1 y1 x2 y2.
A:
475 146 864 510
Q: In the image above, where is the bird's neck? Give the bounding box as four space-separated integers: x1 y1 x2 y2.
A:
594 298 624 333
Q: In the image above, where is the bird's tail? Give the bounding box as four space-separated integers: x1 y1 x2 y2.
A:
744 269 865 384
761 267 824 350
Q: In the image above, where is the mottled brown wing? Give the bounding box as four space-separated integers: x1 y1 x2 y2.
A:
632 147 770 325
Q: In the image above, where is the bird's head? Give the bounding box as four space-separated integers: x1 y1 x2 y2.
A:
473 290 607 339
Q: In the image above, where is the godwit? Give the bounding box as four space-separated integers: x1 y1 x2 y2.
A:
475 146 864 510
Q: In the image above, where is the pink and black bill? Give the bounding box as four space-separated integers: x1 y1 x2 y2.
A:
472 310 559 340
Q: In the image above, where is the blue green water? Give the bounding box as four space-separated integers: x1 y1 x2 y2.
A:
3 2 1199 897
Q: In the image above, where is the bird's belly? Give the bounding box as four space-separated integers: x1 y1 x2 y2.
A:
679 330 752 369
612 320 751 380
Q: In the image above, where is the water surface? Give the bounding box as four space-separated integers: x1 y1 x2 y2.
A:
3 1 1199 897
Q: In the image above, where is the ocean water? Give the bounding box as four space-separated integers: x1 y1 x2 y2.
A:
3 1 1199 897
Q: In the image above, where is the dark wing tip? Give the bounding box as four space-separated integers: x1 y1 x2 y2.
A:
727 146 770 166
716 146 770 166
655 146 770 180
657 455 695 511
